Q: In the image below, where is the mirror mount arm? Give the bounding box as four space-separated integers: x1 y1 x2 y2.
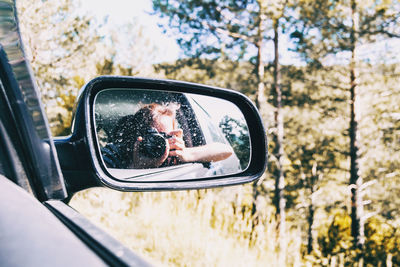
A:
54 136 101 197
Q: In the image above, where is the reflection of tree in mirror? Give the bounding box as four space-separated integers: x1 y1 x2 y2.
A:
219 116 250 170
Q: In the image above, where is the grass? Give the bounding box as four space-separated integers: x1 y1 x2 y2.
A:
70 185 303 267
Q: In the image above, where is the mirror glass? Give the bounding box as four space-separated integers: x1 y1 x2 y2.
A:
94 88 250 181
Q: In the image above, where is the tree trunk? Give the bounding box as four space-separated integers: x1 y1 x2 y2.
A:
255 14 267 113
272 18 286 264
256 46 266 111
307 199 315 254
349 0 365 252
251 9 267 242
307 162 318 254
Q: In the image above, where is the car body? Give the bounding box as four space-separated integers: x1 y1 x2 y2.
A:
0 1 267 266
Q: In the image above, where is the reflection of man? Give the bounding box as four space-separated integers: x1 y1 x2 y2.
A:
102 103 233 169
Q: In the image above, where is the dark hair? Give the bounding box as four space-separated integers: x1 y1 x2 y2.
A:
110 103 179 166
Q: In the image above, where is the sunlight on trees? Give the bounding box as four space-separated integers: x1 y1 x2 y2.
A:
17 0 159 135
16 0 400 266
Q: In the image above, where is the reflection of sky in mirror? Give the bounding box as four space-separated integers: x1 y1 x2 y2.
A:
96 89 246 126
186 94 247 139
187 94 246 127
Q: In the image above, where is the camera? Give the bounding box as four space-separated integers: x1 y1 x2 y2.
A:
139 127 172 158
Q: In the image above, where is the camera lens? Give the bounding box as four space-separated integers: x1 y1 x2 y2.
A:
139 128 168 158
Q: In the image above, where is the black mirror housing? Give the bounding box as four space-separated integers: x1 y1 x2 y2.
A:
55 76 267 194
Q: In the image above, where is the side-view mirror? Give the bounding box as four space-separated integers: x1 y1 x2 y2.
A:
55 76 267 194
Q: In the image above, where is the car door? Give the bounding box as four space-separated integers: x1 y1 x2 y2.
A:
0 1 152 266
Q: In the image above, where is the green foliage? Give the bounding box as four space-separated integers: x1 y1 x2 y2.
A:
318 211 353 258
154 58 258 97
153 0 258 60
18 0 400 266
292 0 400 254
17 0 105 135
18 0 160 136
219 116 250 169
364 216 400 266
357 63 400 223
156 53 400 266
293 0 400 63
313 212 400 266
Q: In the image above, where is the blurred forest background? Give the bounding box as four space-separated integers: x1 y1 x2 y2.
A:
17 0 400 266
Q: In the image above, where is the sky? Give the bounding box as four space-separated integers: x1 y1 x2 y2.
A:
81 0 180 63
80 0 400 66
79 0 304 65
82 0 152 19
